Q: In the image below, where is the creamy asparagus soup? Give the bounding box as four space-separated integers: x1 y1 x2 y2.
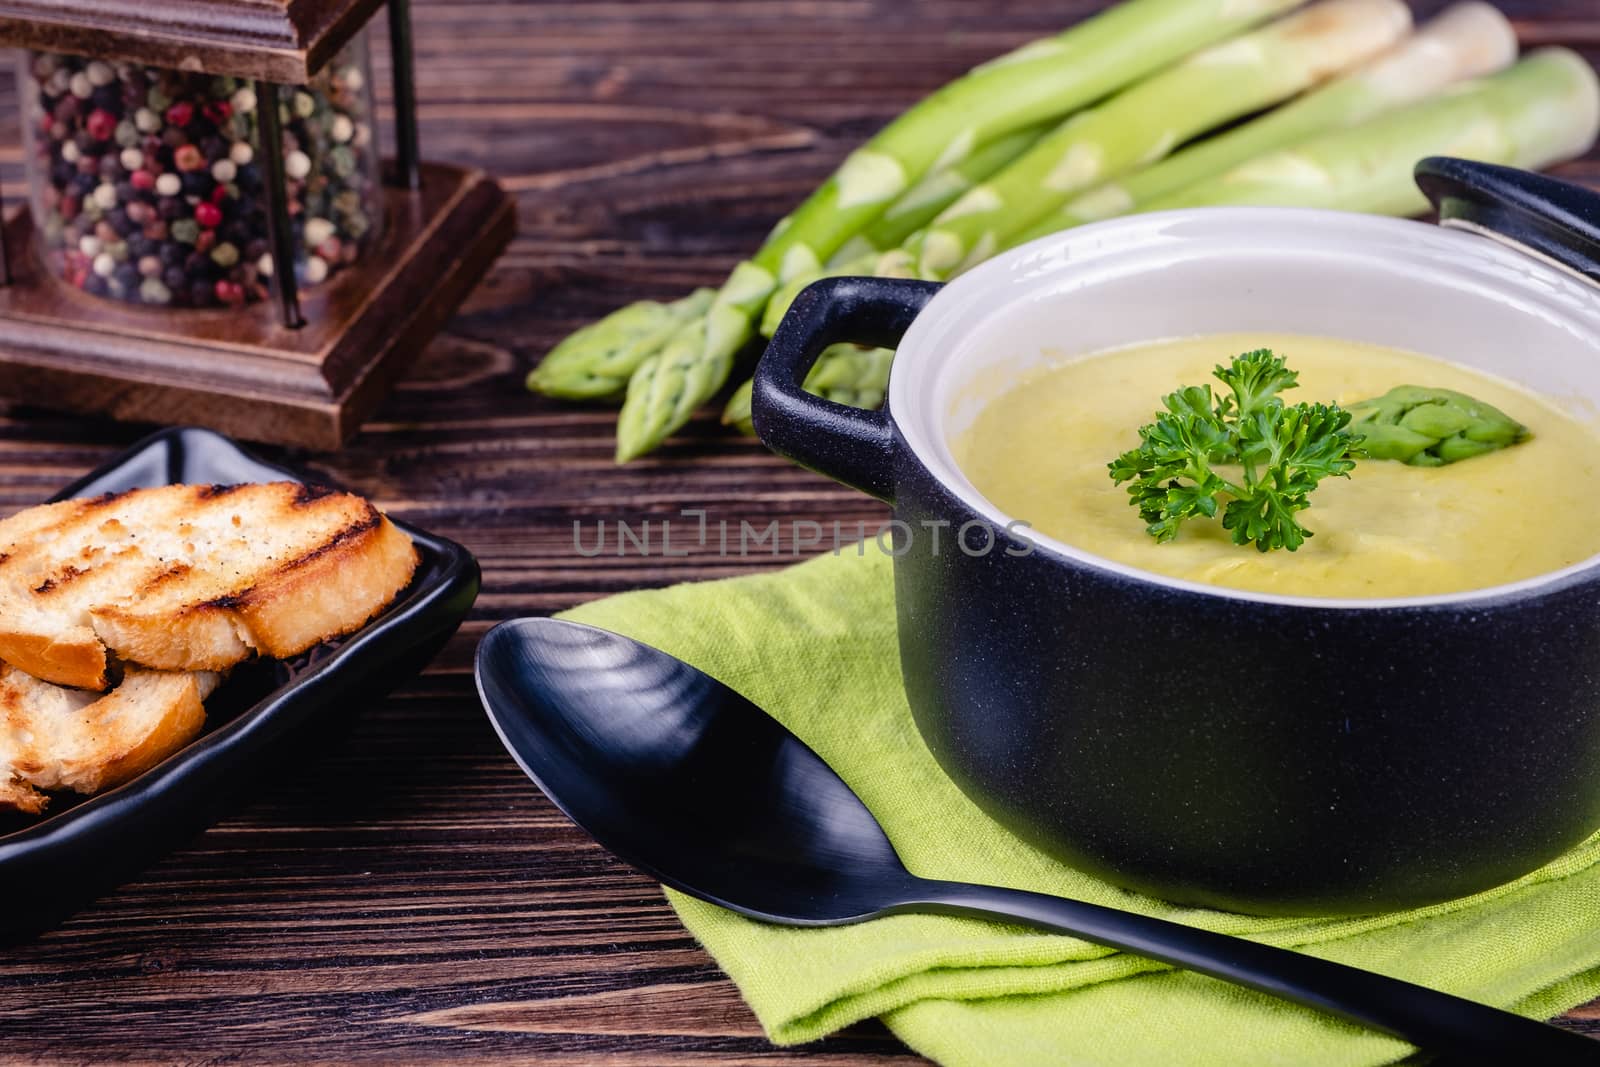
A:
954 333 1600 598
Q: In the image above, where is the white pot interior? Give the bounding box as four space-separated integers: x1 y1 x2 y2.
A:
889 207 1600 606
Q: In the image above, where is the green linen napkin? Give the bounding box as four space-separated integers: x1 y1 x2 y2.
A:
561 547 1600 1066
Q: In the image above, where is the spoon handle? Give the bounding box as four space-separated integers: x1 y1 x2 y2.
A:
911 879 1600 1065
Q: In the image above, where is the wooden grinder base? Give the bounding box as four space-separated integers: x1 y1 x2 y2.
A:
0 161 514 449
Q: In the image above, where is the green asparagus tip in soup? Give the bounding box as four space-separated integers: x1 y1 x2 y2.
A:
1108 349 1363 553
1346 385 1531 466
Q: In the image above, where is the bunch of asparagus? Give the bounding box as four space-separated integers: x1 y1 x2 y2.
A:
528 0 1600 462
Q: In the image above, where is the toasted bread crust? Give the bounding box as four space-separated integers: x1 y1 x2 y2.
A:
0 483 419 685
0 493 157 690
89 502 419 666
237 512 420 658
0 774 47 814
0 627 108 692
0 665 214 811
57 672 209 794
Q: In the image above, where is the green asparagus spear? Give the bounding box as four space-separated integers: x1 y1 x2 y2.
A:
807 345 896 408
826 124 1051 268
527 289 715 400
763 128 1050 336
612 0 1305 461
723 379 758 436
1348 386 1529 465
765 4 1519 360
566 129 1038 407
1142 49 1600 217
757 127 1050 341
722 345 896 435
900 0 1413 281
1007 1 1518 247
759 254 876 340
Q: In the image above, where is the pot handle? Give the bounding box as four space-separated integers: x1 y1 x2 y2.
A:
1416 156 1600 285
752 275 941 503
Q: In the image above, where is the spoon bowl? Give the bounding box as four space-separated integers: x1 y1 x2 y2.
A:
475 616 1600 1065
475 617 914 923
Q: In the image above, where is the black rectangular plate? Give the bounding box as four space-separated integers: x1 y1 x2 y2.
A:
0 427 480 938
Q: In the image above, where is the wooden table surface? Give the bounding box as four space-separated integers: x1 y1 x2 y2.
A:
1 1 1598 1062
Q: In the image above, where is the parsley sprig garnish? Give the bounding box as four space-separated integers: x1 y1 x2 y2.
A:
1108 349 1364 553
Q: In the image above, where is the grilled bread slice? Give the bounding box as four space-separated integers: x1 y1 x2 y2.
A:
0 663 220 813
0 483 419 690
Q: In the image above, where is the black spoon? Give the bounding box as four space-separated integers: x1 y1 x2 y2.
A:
474 618 1600 1065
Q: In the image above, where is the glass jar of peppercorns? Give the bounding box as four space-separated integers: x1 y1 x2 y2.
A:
19 33 383 310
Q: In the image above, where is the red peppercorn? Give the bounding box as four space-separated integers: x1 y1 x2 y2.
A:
214 279 244 305
203 101 232 124
130 169 155 191
85 108 116 142
195 229 217 254
210 185 229 204
165 102 194 128
194 201 223 229
174 144 204 172
59 194 79 221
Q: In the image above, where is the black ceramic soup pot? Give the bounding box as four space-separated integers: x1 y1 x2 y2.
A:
751 158 1600 916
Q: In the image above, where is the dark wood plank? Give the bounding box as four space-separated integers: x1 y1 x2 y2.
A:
0 0 1595 1061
